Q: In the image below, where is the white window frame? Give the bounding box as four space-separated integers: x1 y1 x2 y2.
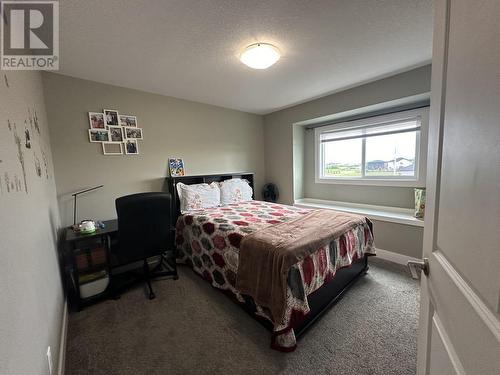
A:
314 107 428 187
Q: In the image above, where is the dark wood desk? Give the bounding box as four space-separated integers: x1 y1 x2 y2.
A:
63 219 177 310
65 219 118 242
63 220 118 310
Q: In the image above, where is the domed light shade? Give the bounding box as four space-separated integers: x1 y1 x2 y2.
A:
240 43 280 69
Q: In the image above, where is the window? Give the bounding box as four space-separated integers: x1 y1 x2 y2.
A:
315 108 428 186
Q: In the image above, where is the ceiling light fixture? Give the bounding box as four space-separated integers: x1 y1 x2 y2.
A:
240 43 280 70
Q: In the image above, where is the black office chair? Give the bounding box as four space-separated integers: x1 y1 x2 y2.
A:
111 192 178 300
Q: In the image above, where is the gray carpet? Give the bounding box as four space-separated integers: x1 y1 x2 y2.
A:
65 258 419 375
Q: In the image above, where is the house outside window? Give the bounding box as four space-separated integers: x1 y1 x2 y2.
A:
314 108 428 187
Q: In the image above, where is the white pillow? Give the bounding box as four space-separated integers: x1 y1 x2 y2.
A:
219 179 253 206
176 182 221 213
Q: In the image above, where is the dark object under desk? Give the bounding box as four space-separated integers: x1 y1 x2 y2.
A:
62 219 176 310
63 220 118 310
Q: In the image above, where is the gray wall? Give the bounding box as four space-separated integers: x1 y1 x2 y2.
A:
42 73 266 226
372 220 423 259
0 72 63 375
263 65 431 257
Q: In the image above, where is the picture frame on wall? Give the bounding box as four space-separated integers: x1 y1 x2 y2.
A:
123 126 143 139
102 142 123 155
88 112 105 129
104 109 120 126
87 108 142 156
119 115 137 127
168 158 185 177
88 129 110 142
108 125 124 142
124 139 139 155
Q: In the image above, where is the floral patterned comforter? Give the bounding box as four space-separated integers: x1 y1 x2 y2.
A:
175 200 375 351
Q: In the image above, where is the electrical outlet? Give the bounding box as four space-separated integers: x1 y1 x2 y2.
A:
46 346 53 375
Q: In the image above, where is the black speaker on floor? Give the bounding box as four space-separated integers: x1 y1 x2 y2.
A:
262 183 279 203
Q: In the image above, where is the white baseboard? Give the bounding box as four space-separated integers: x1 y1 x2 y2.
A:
57 301 68 375
374 247 420 266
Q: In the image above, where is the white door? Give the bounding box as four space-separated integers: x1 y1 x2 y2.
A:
415 0 500 374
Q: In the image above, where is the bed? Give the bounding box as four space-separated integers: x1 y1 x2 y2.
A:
166 173 375 351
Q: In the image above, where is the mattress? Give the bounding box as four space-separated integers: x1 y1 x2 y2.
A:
175 200 375 350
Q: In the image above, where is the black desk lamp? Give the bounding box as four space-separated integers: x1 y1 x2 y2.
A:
72 185 104 225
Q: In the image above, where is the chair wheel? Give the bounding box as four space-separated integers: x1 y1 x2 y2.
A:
149 292 156 300
173 275 179 280
113 294 121 300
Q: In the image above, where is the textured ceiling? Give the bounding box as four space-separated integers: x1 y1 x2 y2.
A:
58 0 433 114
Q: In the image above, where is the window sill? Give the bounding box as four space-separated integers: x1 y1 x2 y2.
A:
294 198 424 227
315 177 425 187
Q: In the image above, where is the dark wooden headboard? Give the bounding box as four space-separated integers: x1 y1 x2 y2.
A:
165 172 255 228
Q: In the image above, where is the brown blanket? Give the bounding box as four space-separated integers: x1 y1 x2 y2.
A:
235 209 366 323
